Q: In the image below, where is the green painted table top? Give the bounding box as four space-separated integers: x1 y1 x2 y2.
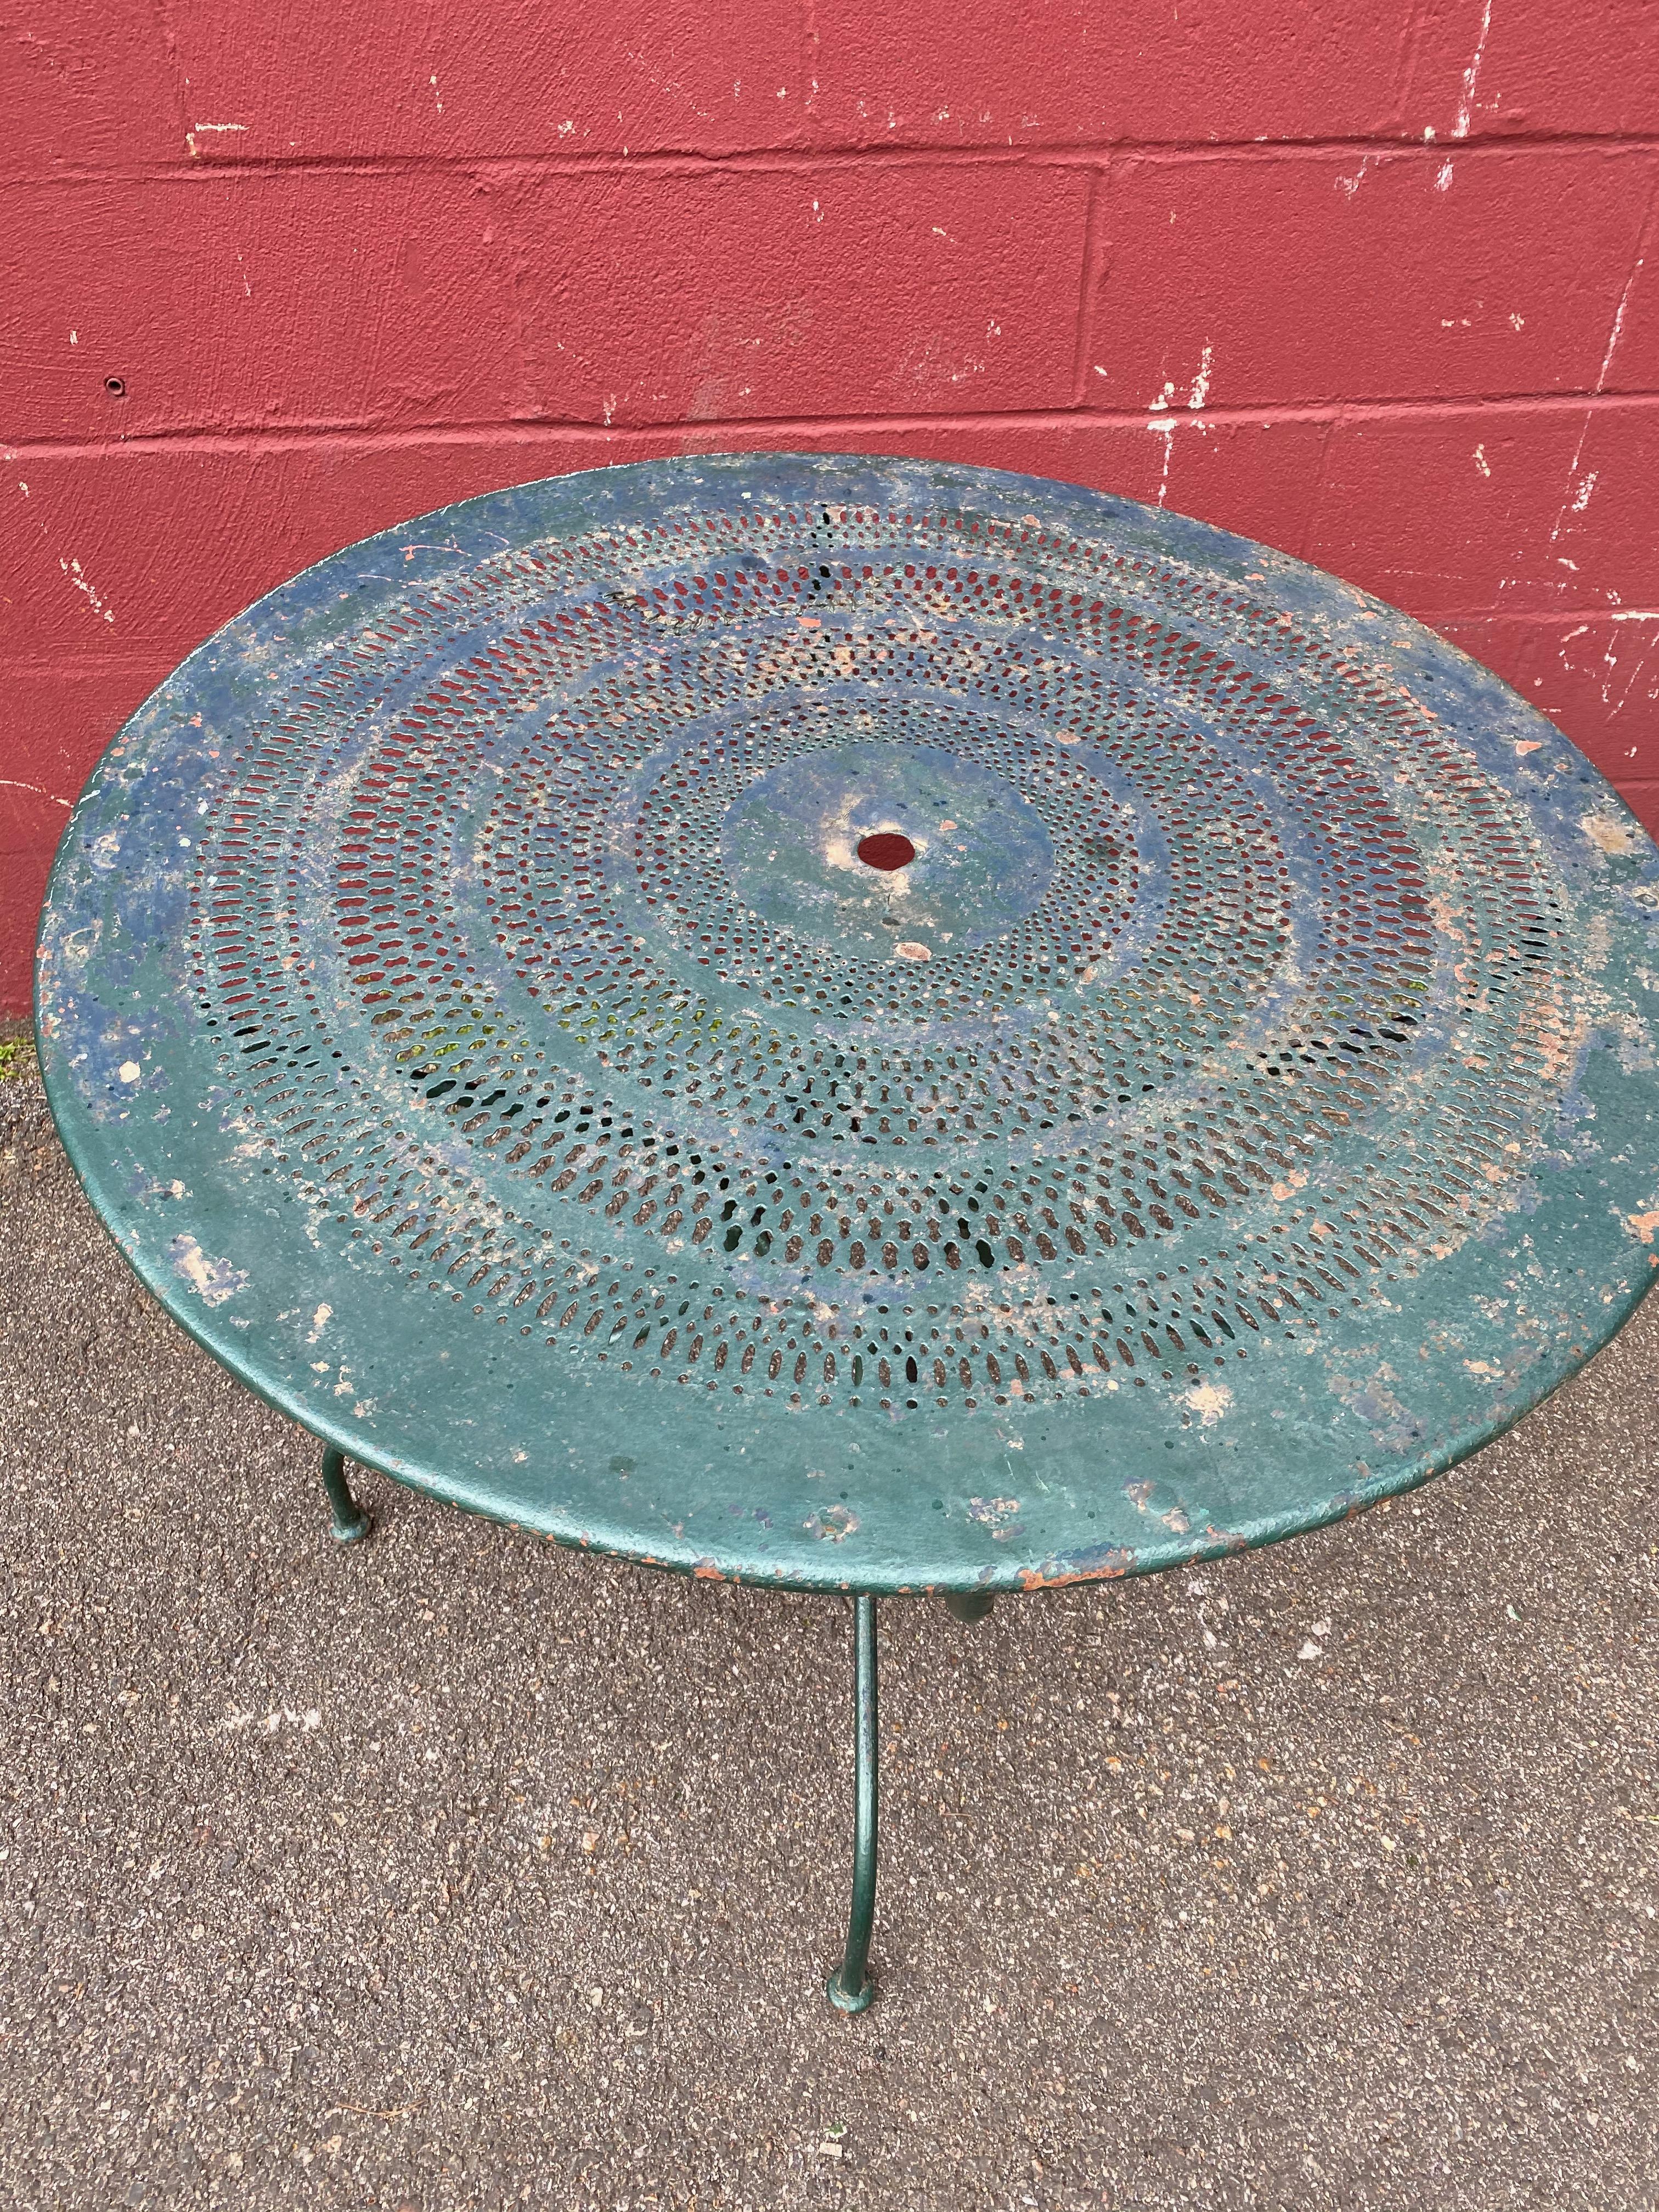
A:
35 454 1659 1593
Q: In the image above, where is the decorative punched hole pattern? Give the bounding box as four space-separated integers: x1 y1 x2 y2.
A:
183 494 1578 1420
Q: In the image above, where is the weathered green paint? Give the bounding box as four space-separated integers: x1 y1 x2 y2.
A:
32 454 1659 1598
826 1594 879 2015
319 1443 371 1545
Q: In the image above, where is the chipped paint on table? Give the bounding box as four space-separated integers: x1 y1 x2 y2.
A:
32 454 1659 1593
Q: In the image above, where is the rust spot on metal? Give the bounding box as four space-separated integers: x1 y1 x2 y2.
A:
1017 1545 1135 1590
1201 1524 1251 1554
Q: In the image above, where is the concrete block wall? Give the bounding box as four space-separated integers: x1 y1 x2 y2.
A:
3 0 1656 1009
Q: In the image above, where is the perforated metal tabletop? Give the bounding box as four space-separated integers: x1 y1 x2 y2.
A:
35 453 1659 2006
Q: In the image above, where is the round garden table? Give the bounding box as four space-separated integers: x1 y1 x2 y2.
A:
35 453 1659 2010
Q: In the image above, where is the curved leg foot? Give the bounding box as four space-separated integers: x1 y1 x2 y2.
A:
943 1590 995 1624
825 1594 878 2014
319 1444 371 1545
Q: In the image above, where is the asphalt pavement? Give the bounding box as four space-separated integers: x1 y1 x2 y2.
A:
2 1028 1655 2211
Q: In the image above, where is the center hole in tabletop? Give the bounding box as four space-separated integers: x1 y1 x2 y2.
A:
855 832 916 872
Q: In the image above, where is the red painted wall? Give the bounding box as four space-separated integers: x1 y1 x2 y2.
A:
4 0 1657 1012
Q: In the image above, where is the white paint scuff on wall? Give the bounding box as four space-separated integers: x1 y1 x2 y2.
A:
1454 0 1493 137
1547 251 1644 549
185 121 248 156
1338 153 1376 197
59 557 114 624
1152 417 1175 506
1146 346 1214 506
0 781 69 808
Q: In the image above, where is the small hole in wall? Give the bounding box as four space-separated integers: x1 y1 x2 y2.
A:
105 376 127 397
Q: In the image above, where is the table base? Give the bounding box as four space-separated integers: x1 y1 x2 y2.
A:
313 1444 1000 2010
319 1445 371 1547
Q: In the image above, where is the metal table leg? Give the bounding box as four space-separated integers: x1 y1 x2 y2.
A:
825 1594 878 2013
943 1590 995 1624
319 1443 371 1545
